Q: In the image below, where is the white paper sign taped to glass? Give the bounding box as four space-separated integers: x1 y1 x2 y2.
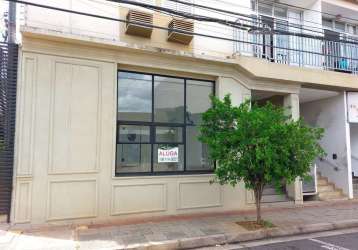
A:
158 146 179 163
348 92 358 123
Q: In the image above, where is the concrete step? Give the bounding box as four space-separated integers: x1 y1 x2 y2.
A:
354 191 358 198
262 194 289 203
261 201 295 208
318 191 344 200
262 187 279 195
317 184 335 193
317 178 329 185
320 197 348 202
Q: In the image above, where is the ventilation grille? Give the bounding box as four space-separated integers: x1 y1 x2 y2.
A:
126 10 153 38
168 18 194 45
0 42 18 221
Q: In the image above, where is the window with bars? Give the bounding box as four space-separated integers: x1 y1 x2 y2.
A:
162 0 194 14
116 71 214 175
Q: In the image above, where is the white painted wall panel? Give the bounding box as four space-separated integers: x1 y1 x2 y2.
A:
50 62 100 174
14 180 32 223
178 181 222 209
111 183 167 215
47 180 97 220
17 56 37 176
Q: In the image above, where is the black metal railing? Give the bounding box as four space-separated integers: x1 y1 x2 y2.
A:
0 42 18 221
234 22 358 75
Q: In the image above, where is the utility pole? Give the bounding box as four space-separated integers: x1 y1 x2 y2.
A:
8 1 16 43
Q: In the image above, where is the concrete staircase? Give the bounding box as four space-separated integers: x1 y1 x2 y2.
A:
353 177 358 198
317 173 346 201
262 184 290 203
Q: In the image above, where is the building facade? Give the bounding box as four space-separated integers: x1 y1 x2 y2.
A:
5 0 358 225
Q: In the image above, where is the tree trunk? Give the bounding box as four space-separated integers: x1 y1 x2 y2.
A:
254 183 264 224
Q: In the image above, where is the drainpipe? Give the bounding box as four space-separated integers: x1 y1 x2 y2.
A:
8 1 16 43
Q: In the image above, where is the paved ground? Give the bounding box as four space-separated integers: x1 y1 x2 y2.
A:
243 232 358 250
205 228 358 250
2 200 358 249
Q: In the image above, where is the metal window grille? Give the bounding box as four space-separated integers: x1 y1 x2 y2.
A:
234 20 358 75
0 42 18 222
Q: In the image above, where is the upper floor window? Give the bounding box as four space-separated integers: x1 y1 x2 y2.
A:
162 0 194 14
251 0 302 30
116 71 214 176
322 18 358 37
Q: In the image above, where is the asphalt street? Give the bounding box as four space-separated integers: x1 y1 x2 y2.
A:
202 228 358 250
242 232 358 250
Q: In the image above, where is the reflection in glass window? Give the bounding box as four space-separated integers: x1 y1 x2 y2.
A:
258 0 273 16
335 21 345 32
118 72 152 122
116 144 151 173
186 80 212 125
118 125 150 143
186 126 212 171
322 18 333 29
274 6 287 18
155 126 183 143
154 76 184 123
116 71 214 175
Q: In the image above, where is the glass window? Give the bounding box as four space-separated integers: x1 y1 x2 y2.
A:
155 126 183 143
116 71 214 175
322 18 333 29
116 144 151 173
186 80 212 125
154 144 184 172
118 72 152 122
335 21 345 32
186 126 212 171
154 76 184 123
258 0 273 16
118 125 150 143
347 25 357 35
274 6 287 19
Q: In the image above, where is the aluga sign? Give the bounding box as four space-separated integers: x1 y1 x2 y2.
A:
158 146 179 163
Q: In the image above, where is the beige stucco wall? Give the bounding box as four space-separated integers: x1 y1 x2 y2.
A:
17 20 357 223
11 0 358 225
12 36 263 225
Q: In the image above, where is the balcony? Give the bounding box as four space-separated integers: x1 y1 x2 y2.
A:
234 23 358 75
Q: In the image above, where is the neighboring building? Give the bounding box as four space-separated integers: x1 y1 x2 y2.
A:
3 0 358 225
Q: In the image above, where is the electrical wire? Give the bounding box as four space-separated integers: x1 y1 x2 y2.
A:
166 0 358 40
107 0 358 43
6 0 358 47
116 0 325 36
199 0 326 32
5 0 264 45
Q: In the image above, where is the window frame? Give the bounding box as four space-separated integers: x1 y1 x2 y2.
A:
116 70 215 176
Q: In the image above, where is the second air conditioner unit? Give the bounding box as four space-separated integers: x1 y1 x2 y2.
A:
168 18 194 45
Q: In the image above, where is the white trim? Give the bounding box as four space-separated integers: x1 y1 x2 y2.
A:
344 91 354 199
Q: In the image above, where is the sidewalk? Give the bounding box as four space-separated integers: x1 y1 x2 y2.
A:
2 200 358 250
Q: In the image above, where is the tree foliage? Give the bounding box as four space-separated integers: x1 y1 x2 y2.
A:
199 95 325 223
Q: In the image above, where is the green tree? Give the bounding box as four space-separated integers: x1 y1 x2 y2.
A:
199 95 325 224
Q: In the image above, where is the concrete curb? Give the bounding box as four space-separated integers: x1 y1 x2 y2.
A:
124 219 358 250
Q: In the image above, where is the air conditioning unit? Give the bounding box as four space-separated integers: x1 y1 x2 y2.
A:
167 18 194 45
125 10 153 38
